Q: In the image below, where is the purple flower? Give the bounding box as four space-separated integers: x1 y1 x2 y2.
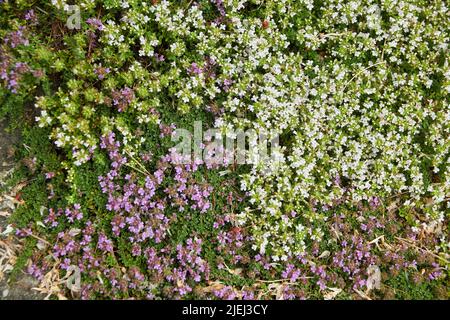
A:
97 233 114 253
61 258 71 270
15 227 32 237
65 204 83 222
45 171 56 179
212 0 226 16
111 87 135 112
25 10 38 23
154 53 165 62
188 62 202 75
94 65 110 80
27 263 44 281
44 208 60 227
369 196 381 209
159 123 176 138
4 27 29 48
86 18 104 31
213 286 236 300
222 78 233 91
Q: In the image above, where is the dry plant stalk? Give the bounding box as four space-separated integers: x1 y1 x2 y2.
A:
31 259 68 300
0 238 21 281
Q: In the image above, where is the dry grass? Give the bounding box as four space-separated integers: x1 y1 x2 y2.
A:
31 259 69 300
0 237 21 282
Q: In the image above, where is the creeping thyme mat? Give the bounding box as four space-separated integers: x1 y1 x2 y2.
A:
0 0 448 299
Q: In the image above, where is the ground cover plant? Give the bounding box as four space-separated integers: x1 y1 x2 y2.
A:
0 0 448 300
